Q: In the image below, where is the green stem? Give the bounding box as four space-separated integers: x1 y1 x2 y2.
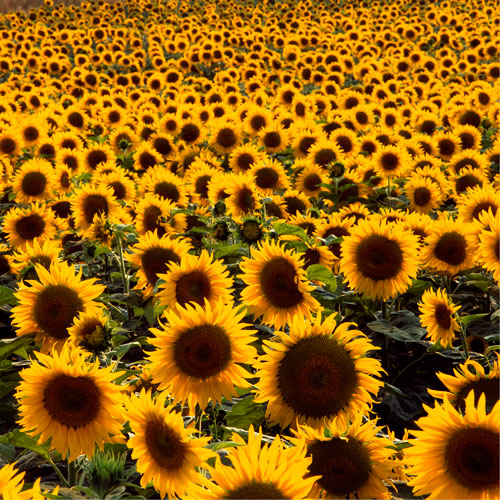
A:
392 351 428 386
67 459 77 487
381 300 388 321
47 455 69 488
459 324 469 360
116 236 131 318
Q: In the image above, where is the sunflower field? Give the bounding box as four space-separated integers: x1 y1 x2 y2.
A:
0 0 498 498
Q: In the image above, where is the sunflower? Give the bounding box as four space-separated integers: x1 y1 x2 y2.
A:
133 143 163 172
418 288 460 348
0 128 23 156
229 143 264 174
291 125 325 159
454 124 482 151
149 133 176 161
298 242 336 272
19 115 44 149
11 158 56 204
81 144 116 173
127 231 192 298
259 125 289 154
155 250 233 311
339 217 420 300
401 211 433 243
11 260 105 352
449 150 490 176
287 212 320 239
450 166 486 197
2 203 57 251
243 105 273 136
405 175 445 213
282 189 311 217
203 425 318 499
16 343 124 461
239 239 322 329
126 390 214 499
290 417 395 500
96 169 137 203
372 145 410 180
476 210 500 282
134 194 178 237
209 119 242 156
68 309 108 352
434 131 462 161
294 163 328 198
11 238 62 277
72 184 119 233
254 313 383 429
406 392 499 500
225 174 258 220
457 185 499 224
249 158 290 194
306 138 343 169
185 161 221 206
0 463 33 500
314 213 355 266
420 218 475 275
178 116 205 147
108 125 139 155
148 299 257 412
139 167 187 206
429 354 500 413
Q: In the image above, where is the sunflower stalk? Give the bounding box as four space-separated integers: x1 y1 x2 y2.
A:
115 235 131 318
47 455 69 488
67 459 78 487
458 323 469 360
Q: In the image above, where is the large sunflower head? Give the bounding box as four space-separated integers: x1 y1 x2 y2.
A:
126 390 214 500
239 239 322 329
203 425 318 499
11 261 105 352
290 417 396 500
429 354 500 413
254 314 383 429
249 158 290 194
2 203 57 251
127 231 193 298
339 217 420 300
147 299 257 412
418 288 461 348
16 343 125 461
155 250 233 311
406 392 499 500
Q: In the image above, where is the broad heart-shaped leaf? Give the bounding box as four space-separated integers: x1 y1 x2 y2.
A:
225 394 266 430
367 320 426 343
458 313 489 326
0 336 33 361
0 429 51 460
307 264 337 293
0 286 17 306
273 222 309 242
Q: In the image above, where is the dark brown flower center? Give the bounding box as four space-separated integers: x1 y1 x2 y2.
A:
303 173 321 192
263 132 282 149
471 203 497 221
195 175 211 199
260 257 303 309
454 377 500 413
236 152 255 170
455 175 482 194
44 375 101 428
15 214 46 241
308 438 372 496
175 270 211 307
380 152 399 171
434 303 452 329
314 148 337 167
433 232 467 266
355 234 403 281
87 150 107 170
236 187 255 213
445 427 499 490
141 247 180 285
83 194 108 225
68 112 84 128
143 205 165 235
21 171 47 197
278 336 358 418
301 248 320 268
180 123 200 143
413 186 432 207
255 168 279 189
24 126 39 142
154 182 180 203
283 196 306 215
250 115 266 132
145 418 187 470
225 482 287 499
299 136 316 155
217 128 237 149
173 324 231 378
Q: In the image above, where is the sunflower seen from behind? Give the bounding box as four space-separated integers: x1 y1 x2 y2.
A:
147 299 257 413
203 425 318 499
239 239 321 329
406 392 499 500
126 390 214 500
339 217 420 300
290 417 396 500
15 343 125 461
254 314 383 430
11 260 105 352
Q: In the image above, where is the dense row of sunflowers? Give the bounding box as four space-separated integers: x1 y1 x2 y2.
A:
0 0 498 498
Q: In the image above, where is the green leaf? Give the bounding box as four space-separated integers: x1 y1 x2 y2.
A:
0 430 50 460
459 313 489 326
207 441 242 452
273 222 308 241
307 264 337 293
367 320 426 343
225 394 265 430
214 244 244 260
0 286 17 306
0 336 33 361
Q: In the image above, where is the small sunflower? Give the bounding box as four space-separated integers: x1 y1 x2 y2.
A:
68 309 109 352
16 343 125 461
457 184 499 224
156 250 233 311
340 218 420 300
421 218 475 275
139 167 188 206
72 184 119 233
148 299 257 412
81 144 116 173
133 143 163 172
209 119 242 156
259 125 289 154
228 143 264 173
254 314 383 429
476 210 500 282
96 169 137 203
291 417 396 500
11 261 105 352
249 158 290 194
126 390 214 500
239 239 322 329
2 203 57 251
306 138 343 169
406 392 499 500
405 175 445 213
11 238 62 278
11 158 56 204
134 194 177 237
185 161 221 206
418 288 460 348
429 354 500 412
225 174 258 220
127 231 192 298
294 163 328 198
372 145 411 179
203 425 318 499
